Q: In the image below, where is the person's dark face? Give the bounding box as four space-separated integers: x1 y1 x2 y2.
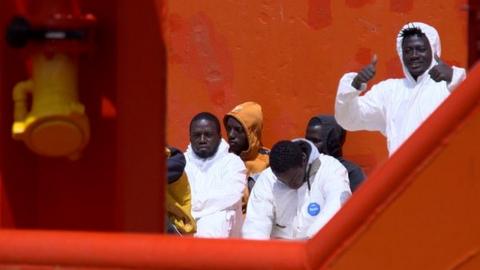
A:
273 154 307 190
306 124 324 153
402 34 432 80
225 117 248 155
190 119 221 159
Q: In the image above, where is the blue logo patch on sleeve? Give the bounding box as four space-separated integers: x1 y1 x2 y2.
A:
307 202 320 216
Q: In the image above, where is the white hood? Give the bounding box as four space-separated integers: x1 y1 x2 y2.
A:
396 22 441 84
185 138 229 172
292 138 320 165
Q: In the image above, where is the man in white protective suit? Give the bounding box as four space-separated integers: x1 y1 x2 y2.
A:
242 139 351 240
335 22 466 156
185 112 247 238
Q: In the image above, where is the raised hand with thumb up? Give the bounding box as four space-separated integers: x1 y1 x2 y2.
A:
352 54 378 90
428 53 453 83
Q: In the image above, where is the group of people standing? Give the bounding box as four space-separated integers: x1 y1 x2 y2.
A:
165 22 466 240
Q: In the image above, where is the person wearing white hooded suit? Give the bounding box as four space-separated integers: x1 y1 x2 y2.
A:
242 139 351 240
335 22 466 156
185 112 247 238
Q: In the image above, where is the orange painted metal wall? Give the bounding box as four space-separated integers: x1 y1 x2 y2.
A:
165 0 468 173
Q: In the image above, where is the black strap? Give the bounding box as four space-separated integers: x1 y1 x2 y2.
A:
304 164 312 191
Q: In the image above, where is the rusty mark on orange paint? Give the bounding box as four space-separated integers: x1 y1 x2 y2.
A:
389 0 413 13
455 0 469 19
342 48 381 77
307 0 332 30
386 56 403 78
355 47 373 66
167 13 233 106
167 14 185 64
345 0 376 9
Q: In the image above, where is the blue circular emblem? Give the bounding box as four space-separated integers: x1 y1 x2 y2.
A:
307 202 320 216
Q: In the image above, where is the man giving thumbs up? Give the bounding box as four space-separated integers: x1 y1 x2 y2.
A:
335 22 466 155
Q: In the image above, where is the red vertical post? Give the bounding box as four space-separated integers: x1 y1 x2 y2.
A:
0 0 38 229
1 0 166 232
115 0 166 232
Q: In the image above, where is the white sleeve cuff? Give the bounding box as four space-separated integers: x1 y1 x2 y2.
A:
339 72 364 92
448 66 467 92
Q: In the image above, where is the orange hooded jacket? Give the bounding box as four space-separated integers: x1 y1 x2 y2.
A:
224 102 269 212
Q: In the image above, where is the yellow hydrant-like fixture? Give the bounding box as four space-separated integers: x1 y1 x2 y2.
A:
12 53 89 159
6 8 96 159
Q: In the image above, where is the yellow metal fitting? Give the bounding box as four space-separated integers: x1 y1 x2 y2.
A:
12 53 89 158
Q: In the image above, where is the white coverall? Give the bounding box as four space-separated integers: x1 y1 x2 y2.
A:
242 139 351 240
335 22 466 155
185 139 247 238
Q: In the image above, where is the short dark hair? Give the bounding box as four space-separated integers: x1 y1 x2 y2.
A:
189 112 221 134
270 140 304 174
400 25 425 40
